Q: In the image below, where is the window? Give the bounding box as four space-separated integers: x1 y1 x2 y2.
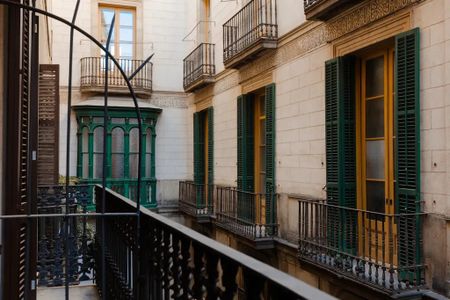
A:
100 5 135 60
236 84 275 223
193 107 214 205
324 29 421 278
75 107 161 209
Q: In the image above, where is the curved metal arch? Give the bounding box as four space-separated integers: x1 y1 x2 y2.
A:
0 1 148 298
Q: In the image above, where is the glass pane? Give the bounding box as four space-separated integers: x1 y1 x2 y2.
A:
119 28 133 42
145 153 151 177
100 9 114 42
366 181 385 214
111 154 124 178
129 128 139 152
82 154 89 178
111 128 124 153
111 118 125 124
129 118 138 124
366 140 385 179
129 153 138 178
260 96 265 116
120 11 133 26
93 117 104 124
366 56 384 97
93 153 104 178
260 174 266 194
119 44 133 59
146 128 152 153
93 127 104 152
82 127 89 152
366 99 384 138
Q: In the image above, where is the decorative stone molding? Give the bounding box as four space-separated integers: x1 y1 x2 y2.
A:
149 91 189 108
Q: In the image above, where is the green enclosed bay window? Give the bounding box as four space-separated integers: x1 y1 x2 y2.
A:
74 102 161 209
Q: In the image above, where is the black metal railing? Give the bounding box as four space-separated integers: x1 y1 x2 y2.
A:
96 186 336 300
37 185 95 287
80 57 152 95
179 181 213 220
216 186 277 240
183 43 215 90
223 0 277 63
303 0 321 10
298 199 425 292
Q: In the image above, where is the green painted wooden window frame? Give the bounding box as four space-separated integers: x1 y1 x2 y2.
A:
74 106 160 209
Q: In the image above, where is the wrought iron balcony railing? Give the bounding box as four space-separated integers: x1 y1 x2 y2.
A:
183 43 215 92
80 57 152 97
96 186 335 299
216 186 277 249
37 185 94 287
303 0 363 20
298 199 426 292
223 0 277 68
179 181 213 222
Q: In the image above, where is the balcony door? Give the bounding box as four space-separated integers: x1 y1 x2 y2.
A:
254 91 266 224
100 5 135 72
358 47 397 264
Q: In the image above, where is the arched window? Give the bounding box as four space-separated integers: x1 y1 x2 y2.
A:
93 126 104 179
129 127 139 178
82 127 89 178
111 127 124 178
145 127 152 178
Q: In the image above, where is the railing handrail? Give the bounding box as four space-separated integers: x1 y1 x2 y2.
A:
107 187 336 299
223 0 268 27
183 43 215 63
216 185 275 197
297 198 425 217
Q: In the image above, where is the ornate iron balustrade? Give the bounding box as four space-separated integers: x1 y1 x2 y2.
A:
80 57 153 97
183 43 215 92
179 181 213 222
216 186 277 248
37 185 95 287
298 199 426 292
223 0 277 68
95 186 336 299
303 0 363 20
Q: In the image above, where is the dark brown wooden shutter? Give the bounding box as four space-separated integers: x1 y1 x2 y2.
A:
2 4 38 300
38 64 60 185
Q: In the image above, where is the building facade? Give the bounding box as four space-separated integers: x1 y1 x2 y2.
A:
181 0 450 299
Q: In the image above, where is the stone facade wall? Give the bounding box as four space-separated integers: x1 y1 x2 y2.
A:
186 0 450 296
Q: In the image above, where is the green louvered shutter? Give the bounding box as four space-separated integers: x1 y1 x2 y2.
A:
207 107 214 201
237 94 255 221
395 28 422 282
237 96 245 191
193 112 204 205
265 83 276 229
325 56 356 253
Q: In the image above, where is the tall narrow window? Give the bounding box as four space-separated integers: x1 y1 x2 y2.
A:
111 127 124 178
129 127 139 178
145 128 152 178
93 126 104 179
82 127 89 178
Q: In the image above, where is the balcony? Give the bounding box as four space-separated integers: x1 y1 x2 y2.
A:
223 0 278 68
179 181 213 223
303 0 363 21
298 199 426 293
183 43 215 92
80 57 152 97
216 186 277 249
96 186 336 299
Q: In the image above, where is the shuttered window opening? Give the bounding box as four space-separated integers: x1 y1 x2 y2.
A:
38 65 60 186
236 84 276 226
193 108 214 206
324 28 422 282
